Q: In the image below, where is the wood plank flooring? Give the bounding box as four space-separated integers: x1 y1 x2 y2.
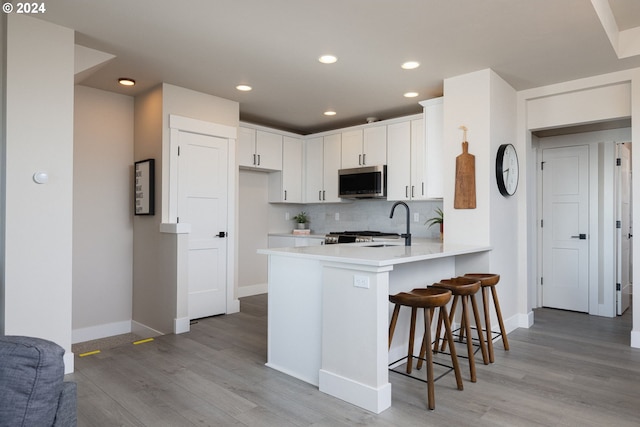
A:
68 295 640 426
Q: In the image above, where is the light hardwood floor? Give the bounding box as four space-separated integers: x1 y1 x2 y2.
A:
68 295 640 426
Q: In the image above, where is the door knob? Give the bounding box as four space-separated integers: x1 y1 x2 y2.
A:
216 231 227 238
570 234 586 240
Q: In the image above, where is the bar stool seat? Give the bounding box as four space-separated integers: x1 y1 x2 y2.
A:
388 288 463 410
430 277 489 383
464 273 509 363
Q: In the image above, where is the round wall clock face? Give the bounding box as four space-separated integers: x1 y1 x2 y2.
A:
496 143 519 196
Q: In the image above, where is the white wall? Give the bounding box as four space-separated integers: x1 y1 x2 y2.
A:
518 68 640 347
0 12 6 333
133 83 239 334
72 86 134 343
2 15 74 370
443 69 523 332
237 170 271 296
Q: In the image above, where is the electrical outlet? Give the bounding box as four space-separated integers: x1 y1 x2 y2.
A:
353 275 370 289
285 212 290 221
414 212 420 222
335 212 340 221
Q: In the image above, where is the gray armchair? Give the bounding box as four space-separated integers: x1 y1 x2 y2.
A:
0 335 77 427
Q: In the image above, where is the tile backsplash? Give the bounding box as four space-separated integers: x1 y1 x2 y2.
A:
270 199 444 239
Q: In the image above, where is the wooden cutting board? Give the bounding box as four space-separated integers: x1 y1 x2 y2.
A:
454 140 476 209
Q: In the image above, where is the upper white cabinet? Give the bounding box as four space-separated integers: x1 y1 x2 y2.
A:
238 127 283 171
386 120 413 200
304 134 342 203
420 97 444 199
341 126 386 169
386 99 443 201
269 136 302 203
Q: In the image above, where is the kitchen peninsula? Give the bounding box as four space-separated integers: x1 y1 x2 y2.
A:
258 239 491 413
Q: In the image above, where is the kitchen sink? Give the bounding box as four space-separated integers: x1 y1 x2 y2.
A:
363 243 402 248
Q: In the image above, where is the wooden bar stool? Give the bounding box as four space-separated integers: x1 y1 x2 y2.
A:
464 273 509 363
430 277 489 383
388 288 463 410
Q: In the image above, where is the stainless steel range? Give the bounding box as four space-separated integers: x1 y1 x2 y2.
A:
324 231 400 244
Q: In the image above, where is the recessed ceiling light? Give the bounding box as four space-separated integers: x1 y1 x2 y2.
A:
118 78 135 86
324 110 337 116
404 92 419 98
401 61 420 70
319 55 338 64
236 84 252 91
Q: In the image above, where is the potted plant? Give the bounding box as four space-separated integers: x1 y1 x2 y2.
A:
425 207 444 241
293 211 309 229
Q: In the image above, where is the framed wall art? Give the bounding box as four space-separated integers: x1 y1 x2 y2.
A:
134 159 155 215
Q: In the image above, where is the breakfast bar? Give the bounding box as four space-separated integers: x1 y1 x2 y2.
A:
258 239 491 413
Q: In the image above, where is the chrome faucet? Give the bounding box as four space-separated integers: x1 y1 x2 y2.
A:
389 201 411 246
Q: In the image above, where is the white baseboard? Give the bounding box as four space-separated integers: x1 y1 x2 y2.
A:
72 320 132 344
236 283 268 298
174 317 190 334
319 369 391 414
131 320 164 338
63 352 74 374
631 329 640 348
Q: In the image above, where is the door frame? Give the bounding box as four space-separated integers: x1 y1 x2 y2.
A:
165 115 239 334
536 138 617 317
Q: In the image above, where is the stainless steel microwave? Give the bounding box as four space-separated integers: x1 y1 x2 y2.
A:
338 165 386 199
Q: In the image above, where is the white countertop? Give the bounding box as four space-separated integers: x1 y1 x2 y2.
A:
258 238 491 267
268 232 326 238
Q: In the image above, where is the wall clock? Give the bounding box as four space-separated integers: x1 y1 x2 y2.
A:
496 144 519 197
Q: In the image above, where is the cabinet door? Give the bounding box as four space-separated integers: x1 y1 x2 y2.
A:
410 119 427 200
304 137 324 202
323 133 342 202
256 130 283 171
386 121 411 200
363 125 387 167
424 100 443 198
238 127 256 168
282 136 302 202
341 129 363 169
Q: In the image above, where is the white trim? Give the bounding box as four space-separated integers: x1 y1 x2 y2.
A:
72 320 132 344
63 352 74 375
631 329 640 348
174 317 190 334
319 369 391 414
131 320 164 338
236 283 267 298
170 114 237 139
159 222 191 234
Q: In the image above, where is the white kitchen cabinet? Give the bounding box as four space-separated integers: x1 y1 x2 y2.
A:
269 136 302 203
238 126 283 171
419 97 444 198
386 120 412 200
341 126 386 169
304 134 342 203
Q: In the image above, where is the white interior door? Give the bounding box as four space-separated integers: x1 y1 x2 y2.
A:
542 145 590 312
616 142 632 315
178 131 228 319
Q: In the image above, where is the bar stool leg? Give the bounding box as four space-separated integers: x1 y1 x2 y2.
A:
461 296 477 382
481 286 495 362
417 308 435 371
424 307 435 409
471 294 489 365
437 295 458 353
491 285 510 351
389 304 401 350
440 305 463 391
407 307 417 374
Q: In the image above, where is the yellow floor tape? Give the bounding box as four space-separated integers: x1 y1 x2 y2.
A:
132 338 154 345
78 350 101 357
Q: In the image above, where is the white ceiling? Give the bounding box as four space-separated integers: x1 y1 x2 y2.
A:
35 0 640 134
